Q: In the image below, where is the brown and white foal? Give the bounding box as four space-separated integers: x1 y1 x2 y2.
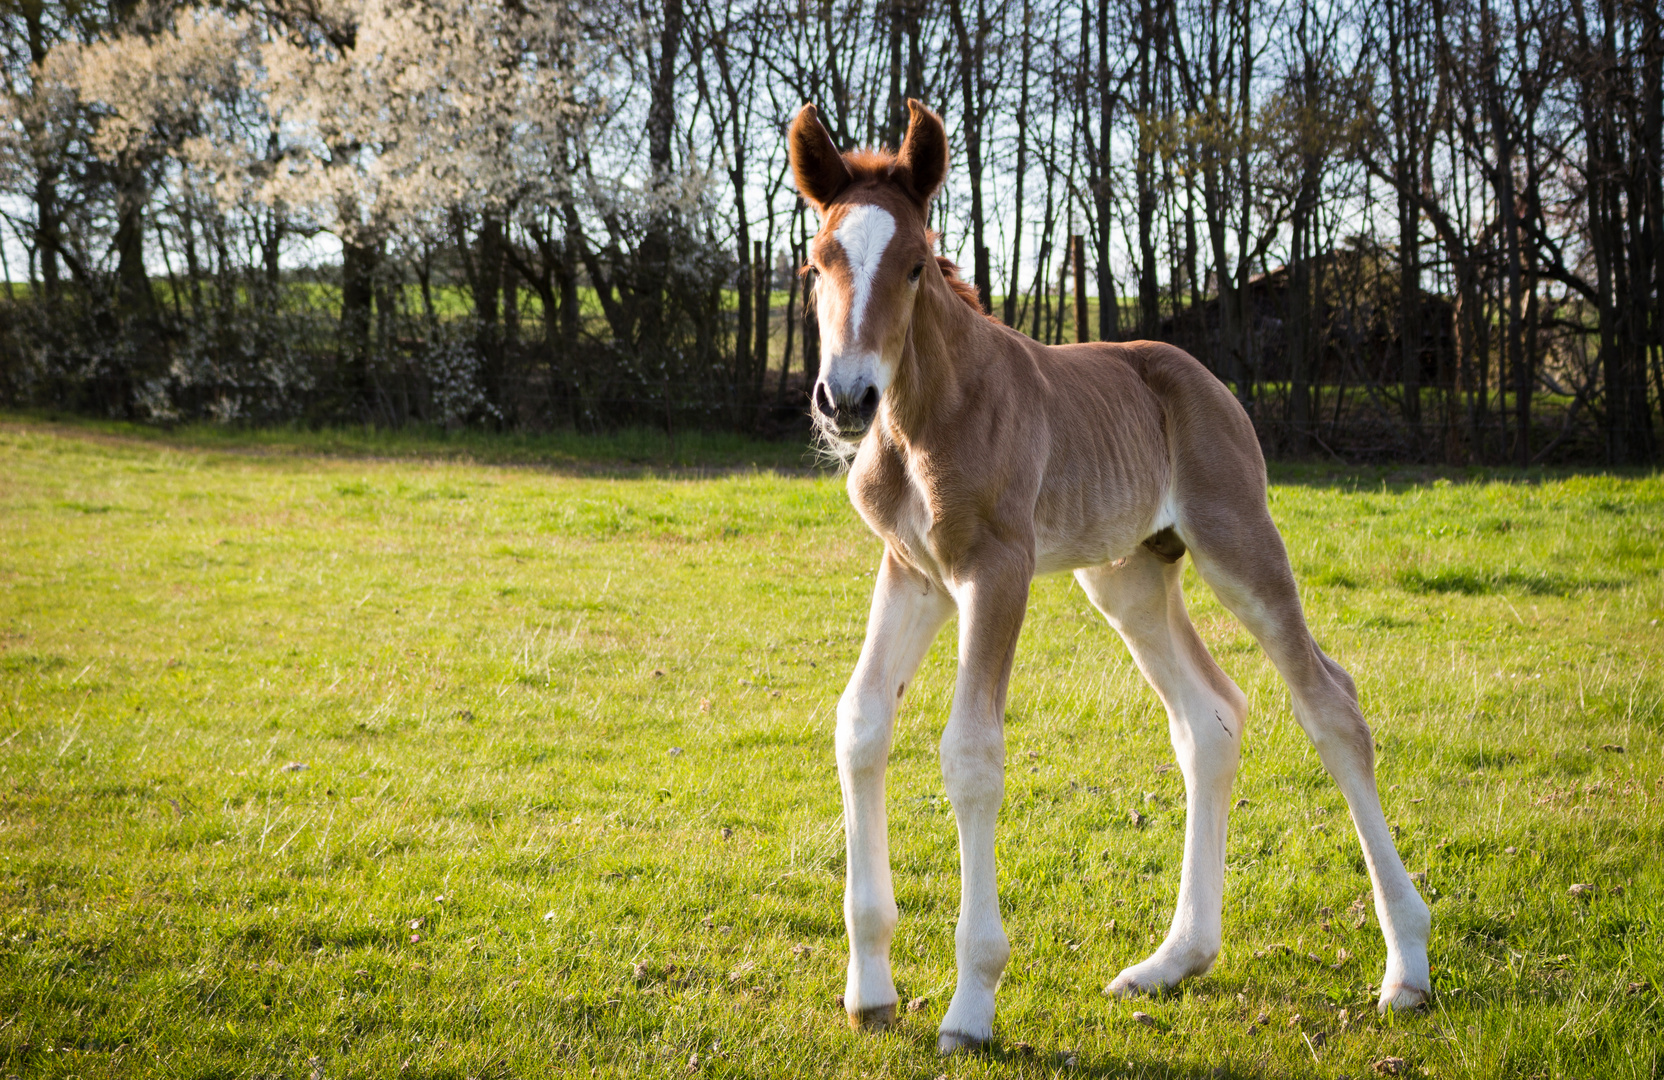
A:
791 101 1430 1054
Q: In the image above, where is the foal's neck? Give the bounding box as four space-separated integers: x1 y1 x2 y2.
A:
890 273 992 439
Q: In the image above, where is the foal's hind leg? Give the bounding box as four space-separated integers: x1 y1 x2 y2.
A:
1077 548 1248 995
1184 515 1431 1012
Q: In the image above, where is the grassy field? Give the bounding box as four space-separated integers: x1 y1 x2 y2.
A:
0 419 1659 1079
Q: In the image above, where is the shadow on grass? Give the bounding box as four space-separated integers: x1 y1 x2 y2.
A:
8 413 1658 489
0 411 830 477
1395 567 1623 597
1266 460 1662 490
925 1037 1332 1078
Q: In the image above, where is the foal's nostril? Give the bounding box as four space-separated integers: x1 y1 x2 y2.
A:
813 383 836 418
857 385 880 420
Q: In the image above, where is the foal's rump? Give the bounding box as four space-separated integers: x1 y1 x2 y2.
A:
1038 337 1310 655
1102 341 1333 710
1105 340 1282 540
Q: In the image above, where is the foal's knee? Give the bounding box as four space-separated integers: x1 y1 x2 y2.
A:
847 894 899 946
836 691 894 778
939 723 1004 809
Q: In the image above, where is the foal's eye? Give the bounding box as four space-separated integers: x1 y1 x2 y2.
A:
908 261 925 284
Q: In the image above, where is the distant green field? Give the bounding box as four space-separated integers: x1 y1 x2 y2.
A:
0 418 1659 1078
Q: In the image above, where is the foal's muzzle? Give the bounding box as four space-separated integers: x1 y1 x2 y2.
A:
814 380 880 438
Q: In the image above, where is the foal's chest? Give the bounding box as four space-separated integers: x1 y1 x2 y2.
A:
848 439 945 581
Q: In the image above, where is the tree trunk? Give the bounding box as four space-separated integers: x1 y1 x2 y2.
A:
802 203 821 388
754 238 770 408
1647 2 1664 440
474 215 505 419
1095 0 1119 340
883 0 907 148
1056 233 1071 346
1135 0 1159 336
503 256 520 347
1482 0 1526 464
1289 176 1318 455
1029 104 1061 343
735 221 752 414
114 165 154 323
640 0 684 347
34 171 61 308
1201 159 1240 396
778 227 801 402
1235 0 1256 407
340 236 378 412
22 0 61 308
1387 0 1422 429
1004 0 1032 327
948 0 991 311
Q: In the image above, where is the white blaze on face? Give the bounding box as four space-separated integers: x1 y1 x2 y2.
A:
828 204 897 352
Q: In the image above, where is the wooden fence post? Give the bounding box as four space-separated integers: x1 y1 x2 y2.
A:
1072 233 1089 343
753 239 768 404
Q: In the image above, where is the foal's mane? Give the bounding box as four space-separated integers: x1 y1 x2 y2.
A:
931 251 989 317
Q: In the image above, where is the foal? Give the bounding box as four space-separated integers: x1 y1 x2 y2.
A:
790 100 1431 1053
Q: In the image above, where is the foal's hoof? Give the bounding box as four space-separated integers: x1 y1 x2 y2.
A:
1106 964 1180 998
1106 947 1213 998
936 1029 987 1055
1376 981 1429 1014
1105 971 1166 998
847 1002 897 1031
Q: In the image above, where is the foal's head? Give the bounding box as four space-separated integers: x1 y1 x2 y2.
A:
789 100 948 449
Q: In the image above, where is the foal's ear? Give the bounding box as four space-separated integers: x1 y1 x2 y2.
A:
789 104 852 212
896 99 948 206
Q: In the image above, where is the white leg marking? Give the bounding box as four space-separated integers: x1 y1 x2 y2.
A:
1078 554 1247 997
937 715 1009 1052
936 574 1024 1054
837 553 953 1028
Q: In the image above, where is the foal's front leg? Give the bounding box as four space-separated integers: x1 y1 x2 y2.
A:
837 551 953 1029
937 558 1031 1054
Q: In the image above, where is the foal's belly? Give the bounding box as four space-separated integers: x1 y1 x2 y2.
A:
1032 510 1159 575
1031 471 1170 576
852 427 1169 584
876 481 1165 582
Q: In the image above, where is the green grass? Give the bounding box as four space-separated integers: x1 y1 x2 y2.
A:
0 418 1660 1079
